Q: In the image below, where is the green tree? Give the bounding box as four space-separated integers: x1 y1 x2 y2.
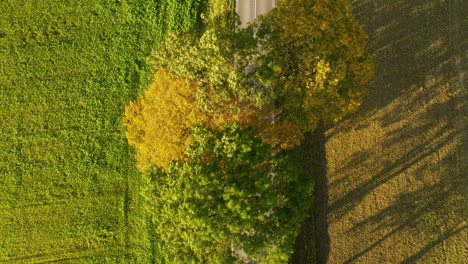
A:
143 124 313 263
149 12 267 110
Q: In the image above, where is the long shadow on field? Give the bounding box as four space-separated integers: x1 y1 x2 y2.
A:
328 97 466 221
289 122 329 264
400 225 467 264
326 0 466 262
327 0 466 222
328 0 466 137
343 143 467 263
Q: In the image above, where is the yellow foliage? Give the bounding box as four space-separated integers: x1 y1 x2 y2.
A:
124 70 303 171
265 0 373 131
125 70 232 170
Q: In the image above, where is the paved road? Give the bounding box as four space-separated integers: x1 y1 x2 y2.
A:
236 0 276 27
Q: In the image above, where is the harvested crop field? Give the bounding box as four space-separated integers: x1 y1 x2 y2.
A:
321 0 467 263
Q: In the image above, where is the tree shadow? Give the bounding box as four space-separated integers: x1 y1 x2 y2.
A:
327 0 466 138
328 91 466 261
345 155 466 263
289 122 329 264
400 224 466 264
345 148 467 263
329 97 465 221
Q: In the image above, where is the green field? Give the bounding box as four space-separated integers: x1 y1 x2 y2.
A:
0 0 206 262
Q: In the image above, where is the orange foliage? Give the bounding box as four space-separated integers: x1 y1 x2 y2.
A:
239 103 304 151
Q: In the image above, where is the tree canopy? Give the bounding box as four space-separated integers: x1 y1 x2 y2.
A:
150 0 373 132
125 0 373 262
149 12 264 109
143 124 313 263
246 0 373 131
123 69 238 170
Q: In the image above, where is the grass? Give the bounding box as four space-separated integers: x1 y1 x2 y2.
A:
320 0 467 263
0 0 211 262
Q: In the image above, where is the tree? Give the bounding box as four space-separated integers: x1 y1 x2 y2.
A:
250 0 374 131
124 69 303 171
123 69 237 171
143 124 313 263
149 12 268 110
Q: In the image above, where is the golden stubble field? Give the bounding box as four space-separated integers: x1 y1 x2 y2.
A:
324 0 466 263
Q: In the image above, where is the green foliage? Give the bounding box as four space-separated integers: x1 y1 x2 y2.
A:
143 124 314 263
149 13 268 110
152 0 204 43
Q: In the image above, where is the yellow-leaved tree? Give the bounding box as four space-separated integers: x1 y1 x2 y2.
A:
250 0 374 131
124 69 302 171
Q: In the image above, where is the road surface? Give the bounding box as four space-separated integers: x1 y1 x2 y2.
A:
236 0 277 27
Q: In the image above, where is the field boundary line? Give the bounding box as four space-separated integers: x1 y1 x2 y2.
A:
0 246 126 264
